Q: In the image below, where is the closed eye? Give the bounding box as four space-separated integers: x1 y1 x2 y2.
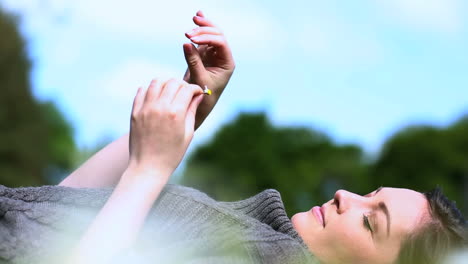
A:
363 214 374 233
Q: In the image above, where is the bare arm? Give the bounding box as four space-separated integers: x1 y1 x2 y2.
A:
67 168 165 263
67 79 204 263
58 133 130 188
59 11 234 189
183 10 235 128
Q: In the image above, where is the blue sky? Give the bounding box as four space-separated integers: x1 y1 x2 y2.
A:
2 0 467 154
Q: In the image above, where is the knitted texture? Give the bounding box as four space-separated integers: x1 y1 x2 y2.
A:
0 184 317 264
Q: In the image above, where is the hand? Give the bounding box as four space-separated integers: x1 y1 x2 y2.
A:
183 10 235 129
128 79 204 181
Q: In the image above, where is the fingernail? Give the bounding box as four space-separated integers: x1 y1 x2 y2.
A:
185 29 195 36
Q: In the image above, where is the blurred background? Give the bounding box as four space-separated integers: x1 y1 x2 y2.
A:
0 0 467 223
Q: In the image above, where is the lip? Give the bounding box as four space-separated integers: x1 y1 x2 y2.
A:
320 205 326 227
311 206 325 227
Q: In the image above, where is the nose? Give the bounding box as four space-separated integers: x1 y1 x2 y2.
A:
334 189 367 214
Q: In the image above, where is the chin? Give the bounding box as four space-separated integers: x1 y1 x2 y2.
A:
291 212 302 228
291 211 311 232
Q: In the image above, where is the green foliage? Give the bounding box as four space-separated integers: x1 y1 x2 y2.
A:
0 7 76 187
183 112 468 216
371 116 468 213
182 112 368 215
2 3 466 219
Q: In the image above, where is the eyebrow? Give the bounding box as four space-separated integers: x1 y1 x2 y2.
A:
378 201 391 237
373 187 391 238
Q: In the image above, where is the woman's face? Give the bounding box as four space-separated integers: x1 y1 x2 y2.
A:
291 187 430 264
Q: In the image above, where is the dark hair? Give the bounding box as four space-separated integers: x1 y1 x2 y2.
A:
396 187 468 264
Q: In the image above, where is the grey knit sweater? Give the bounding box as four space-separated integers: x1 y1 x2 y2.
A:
0 184 317 264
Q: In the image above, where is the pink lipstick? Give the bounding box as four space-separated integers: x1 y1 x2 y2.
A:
312 206 324 227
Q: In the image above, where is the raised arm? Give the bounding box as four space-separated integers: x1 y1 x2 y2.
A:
58 133 130 187
183 10 235 129
58 10 234 188
67 79 204 264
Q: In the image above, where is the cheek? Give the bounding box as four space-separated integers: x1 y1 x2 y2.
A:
292 212 379 264
321 216 378 263
334 226 378 263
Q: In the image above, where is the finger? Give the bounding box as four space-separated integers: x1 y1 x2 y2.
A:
196 10 205 18
189 34 232 60
172 84 204 114
183 43 207 84
193 15 216 27
144 79 162 104
131 86 145 116
185 93 204 133
185 26 222 39
196 44 209 56
183 68 191 82
189 34 226 48
159 79 185 105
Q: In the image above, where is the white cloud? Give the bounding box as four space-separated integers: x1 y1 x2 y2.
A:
98 59 182 102
1 0 283 146
294 14 383 67
375 0 464 33
1 0 70 31
73 57 239 150
72 0 199 39
71 0 284 61
72 59 183 145
46 25 83 67
2 0 84 68
3 0 285 61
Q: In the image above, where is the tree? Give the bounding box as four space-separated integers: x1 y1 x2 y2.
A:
183 111 468 216
371 115 468 214
0 7 76 187
182 112 369 215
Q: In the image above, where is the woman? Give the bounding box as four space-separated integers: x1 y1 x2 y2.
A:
1 11 466 264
